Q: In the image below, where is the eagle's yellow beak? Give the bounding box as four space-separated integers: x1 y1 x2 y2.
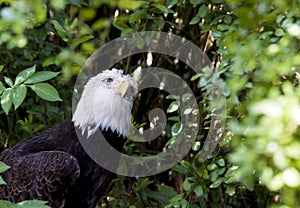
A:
115 79 130 97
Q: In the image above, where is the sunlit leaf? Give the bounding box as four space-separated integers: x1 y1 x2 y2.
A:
210 178 223 188
12 84 27 109
15 65 36 85
17 200 50 208
0 161 10 173
191 73 201 81
30 83 62 102
225 185 235 196
1 88 12 114
4 77 13 87
168 0 178 8
0 177 6 185
167 101 179 113
183 178 192 191
217 158 225 167
24 71 60 84
0 82 5 94
171 122 182 136
194 185 204 196
0 200 13 207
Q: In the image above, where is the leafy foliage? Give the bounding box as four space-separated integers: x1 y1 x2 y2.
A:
0 200 49 208
0 0 299 207
0 65 61 115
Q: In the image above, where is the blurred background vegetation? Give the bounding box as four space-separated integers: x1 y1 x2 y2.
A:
0 0 299 207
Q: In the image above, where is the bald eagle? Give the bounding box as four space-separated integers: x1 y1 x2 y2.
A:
0 69 138 208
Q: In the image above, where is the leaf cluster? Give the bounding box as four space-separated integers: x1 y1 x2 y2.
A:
0 0 299 207
0 65 61 115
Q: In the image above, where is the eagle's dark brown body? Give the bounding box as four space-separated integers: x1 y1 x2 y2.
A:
0 119 126 208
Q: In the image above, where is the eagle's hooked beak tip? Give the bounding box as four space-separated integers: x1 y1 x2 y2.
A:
115 79 130 98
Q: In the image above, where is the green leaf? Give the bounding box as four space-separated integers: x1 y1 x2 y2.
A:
30 83 62 102
168 116 180 122
24 71 60 84
0 65 4 72
113 22 134 35
147 191 170 205
167 101 179 113
52 20 69 42
171 122 182 136
180 199 188 208
0 200 13 207
157 185 177 199
117 0 142 10
168 0 178 8
166 94 179 100
129 9 148 24
191 73 201 81
183 178 193 191
4 77 13 87
192 141 201 151
0 82 5 94
170 193 184 203
207 163 218 171
217 158 225 167
136 178 152 190
198 77 208 87
197 4 208 18
242 177 254 191
1 88 12 115
12 84 27 109
17 200 50 208
153 3 174 13
225 185 236 196
113 21 131 31
189 16 201 25
172 164 188 174
0 176 6 185
15 65 36 85
210 178 223 188
71 35 94 49
194 185 204 196
0 161 10 173
70 18 78 31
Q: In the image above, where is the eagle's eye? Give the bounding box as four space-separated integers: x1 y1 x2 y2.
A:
106 78 114 83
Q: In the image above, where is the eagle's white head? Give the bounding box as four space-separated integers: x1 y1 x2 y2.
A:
72 68 138 138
